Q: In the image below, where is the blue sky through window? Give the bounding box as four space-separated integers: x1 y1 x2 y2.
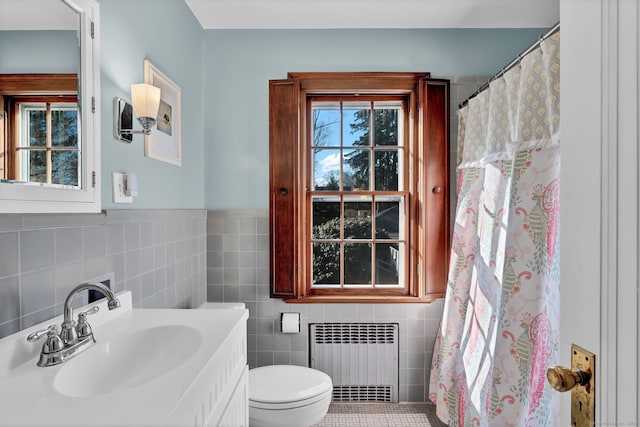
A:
313 105 368 188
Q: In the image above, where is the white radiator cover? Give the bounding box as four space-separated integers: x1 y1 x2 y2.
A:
309 323 399 403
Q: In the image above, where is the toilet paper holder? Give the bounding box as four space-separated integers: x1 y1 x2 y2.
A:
280 312 300 334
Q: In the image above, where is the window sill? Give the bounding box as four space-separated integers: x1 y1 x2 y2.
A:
282 294 443 304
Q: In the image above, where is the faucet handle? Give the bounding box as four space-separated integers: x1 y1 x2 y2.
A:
76 306 99 339
27 325 64 354
79 306 100 317
26 325 58 342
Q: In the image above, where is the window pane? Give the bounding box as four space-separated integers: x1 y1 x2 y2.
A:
375 242 402 285
52 109 78 147
343 102 370 147
305 93 414 294
312 199 340 239
343 149 369 191
313 242 340 285
313 149 341 190
373 107 399 146
52 151 78 186
376 200 400 240
374 150 399 191
312 106 340 147
28 109 46 147
344 243 371 284
344 200 372 239
22 150 46 183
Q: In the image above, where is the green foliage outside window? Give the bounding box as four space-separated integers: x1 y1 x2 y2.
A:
312 216 397 285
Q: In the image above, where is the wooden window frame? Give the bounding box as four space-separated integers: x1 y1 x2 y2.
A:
10 97 79 183
269 72 449 303
0 74 78 182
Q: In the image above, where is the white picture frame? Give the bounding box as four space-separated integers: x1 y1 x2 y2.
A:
143 59 181 166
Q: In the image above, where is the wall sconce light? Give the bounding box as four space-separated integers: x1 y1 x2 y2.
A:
113 83 161 143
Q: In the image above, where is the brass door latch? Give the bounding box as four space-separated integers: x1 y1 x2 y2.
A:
547 344 596 427
547 366 591 392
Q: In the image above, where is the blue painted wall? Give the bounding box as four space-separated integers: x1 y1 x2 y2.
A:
2 2 205 209
1 3 546 211
202 28 545 209
99 0 205 209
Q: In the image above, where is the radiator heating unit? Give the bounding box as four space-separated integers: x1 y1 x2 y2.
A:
309 323 399 403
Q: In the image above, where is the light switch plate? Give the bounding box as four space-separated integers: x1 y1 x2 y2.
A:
571 344 595 427
112 172 132 203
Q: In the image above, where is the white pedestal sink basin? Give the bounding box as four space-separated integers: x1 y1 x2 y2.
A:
54 324 202 397
0 291 249 426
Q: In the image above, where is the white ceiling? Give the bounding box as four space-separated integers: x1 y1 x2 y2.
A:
185 0 559 30
0 0 78 30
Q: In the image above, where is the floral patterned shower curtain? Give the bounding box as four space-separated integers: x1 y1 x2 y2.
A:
429 31 560 426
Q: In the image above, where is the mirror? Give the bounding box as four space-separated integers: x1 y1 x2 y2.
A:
0 0 80 187
0 0 100 213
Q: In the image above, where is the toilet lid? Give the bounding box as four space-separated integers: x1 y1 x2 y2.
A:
249 365 333 404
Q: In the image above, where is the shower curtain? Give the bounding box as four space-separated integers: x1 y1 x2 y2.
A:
429 31 560 426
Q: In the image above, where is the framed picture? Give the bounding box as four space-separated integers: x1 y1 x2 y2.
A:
143 60 181 166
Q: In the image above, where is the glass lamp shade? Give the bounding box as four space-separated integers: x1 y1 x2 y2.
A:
130 83 161 119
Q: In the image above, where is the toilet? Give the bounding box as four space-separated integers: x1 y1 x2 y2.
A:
249 365 333 427
197 304 332 426
198 302 246 310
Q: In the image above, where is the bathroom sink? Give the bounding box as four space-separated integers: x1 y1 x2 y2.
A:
54 325 202 397
0 291 249 426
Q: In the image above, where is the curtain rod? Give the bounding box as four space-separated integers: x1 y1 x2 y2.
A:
458 22 560 109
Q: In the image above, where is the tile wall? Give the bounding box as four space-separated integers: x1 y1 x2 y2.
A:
0 209 207 339
206 209 445 402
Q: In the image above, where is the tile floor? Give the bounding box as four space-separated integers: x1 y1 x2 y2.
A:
312 403 448 427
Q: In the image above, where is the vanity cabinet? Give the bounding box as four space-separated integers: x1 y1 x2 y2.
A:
167 316 249 427
217 364 249 426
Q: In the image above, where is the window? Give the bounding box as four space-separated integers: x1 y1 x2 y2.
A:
0 74 79 187
269 72 449 302
16 100 79 186
310 99 407 289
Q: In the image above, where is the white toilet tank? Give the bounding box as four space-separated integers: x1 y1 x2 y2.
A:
198 302 246 309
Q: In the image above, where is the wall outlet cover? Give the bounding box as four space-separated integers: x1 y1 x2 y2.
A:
112 172 133 203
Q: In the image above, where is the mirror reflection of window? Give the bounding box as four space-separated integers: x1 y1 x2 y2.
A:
18 101 79 186
0 74 79 187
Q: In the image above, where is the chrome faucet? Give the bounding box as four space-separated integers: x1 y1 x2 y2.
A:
27 282 120 367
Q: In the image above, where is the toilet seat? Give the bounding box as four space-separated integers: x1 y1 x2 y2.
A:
249 365 332 405
249 391 331 410
248 365 333 427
